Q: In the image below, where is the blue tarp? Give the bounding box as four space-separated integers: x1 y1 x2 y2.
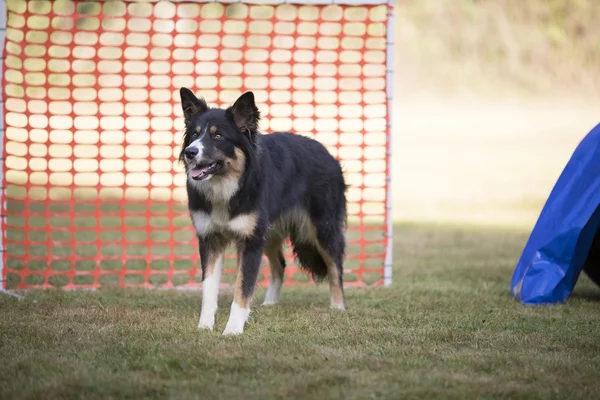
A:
511 123 600 305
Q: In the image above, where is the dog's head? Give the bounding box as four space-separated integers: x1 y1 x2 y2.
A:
179 88 260 183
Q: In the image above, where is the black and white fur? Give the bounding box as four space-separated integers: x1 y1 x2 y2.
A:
179 88 347 335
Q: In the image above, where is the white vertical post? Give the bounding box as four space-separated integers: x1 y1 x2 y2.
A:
0 0 22 299
0 0 22 298
0 0 7 291
383 0 394 287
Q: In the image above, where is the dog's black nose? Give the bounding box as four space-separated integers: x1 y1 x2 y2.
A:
184 147 198 159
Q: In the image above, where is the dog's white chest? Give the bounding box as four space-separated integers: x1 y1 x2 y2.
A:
211 205 230 227
191 207 257 238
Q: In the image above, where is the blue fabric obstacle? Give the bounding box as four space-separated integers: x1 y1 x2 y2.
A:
511 123 600 305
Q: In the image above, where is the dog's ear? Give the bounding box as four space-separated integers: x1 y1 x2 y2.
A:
180 87 207 123
226 92 260 134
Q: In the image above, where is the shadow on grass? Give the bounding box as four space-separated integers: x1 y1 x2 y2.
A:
570 289 600 303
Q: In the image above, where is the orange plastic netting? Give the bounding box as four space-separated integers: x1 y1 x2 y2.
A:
1 0 391 290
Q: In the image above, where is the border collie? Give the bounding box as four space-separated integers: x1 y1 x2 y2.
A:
179 88 347 335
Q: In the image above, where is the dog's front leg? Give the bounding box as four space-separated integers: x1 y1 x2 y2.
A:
198 235 228 330
223 236 265 335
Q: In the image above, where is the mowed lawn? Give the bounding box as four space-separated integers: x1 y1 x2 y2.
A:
1 223 600 400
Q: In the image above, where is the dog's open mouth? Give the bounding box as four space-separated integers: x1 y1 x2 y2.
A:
189 161 223 181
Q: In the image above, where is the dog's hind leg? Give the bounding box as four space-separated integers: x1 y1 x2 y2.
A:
313 220 346 311
319 246 345 310
262 241 286 306
291 236 345 310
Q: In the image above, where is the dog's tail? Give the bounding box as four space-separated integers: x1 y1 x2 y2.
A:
291 242 328 281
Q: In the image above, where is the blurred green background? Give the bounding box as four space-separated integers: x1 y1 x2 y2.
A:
393 0 600 228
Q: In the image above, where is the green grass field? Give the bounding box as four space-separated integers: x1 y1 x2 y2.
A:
2 224 600 400
3 1 600 398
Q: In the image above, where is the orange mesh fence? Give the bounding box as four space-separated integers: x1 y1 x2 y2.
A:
0 0 392 290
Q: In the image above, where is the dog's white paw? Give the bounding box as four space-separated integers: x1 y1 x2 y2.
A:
330 302 346 311
262 280 282 306
198 316 215 330
198 307 217 331
222 302 249 335
222 323 244 336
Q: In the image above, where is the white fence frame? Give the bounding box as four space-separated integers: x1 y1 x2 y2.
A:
0 0 394 291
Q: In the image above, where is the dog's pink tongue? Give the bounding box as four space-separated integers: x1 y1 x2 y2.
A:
190 166 207 178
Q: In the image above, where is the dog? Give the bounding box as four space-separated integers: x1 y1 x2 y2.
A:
179 88 347 335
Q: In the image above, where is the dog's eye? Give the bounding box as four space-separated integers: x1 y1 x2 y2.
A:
214 133 223 140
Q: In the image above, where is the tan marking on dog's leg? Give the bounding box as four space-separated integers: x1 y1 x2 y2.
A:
223 252 251 335
263 244 284 306
327 263 345 310
317 246 345 310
